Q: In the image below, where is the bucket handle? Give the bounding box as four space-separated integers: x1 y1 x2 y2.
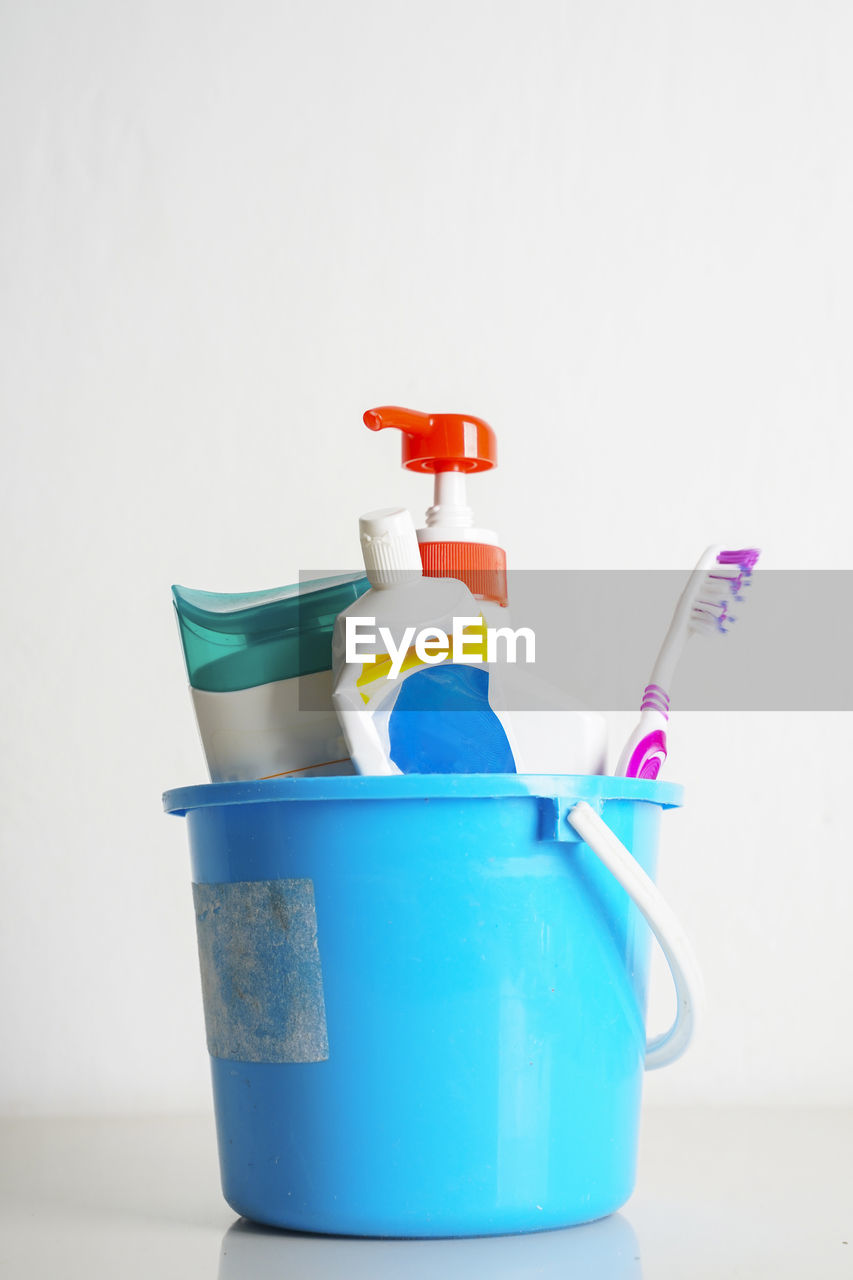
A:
567 800 704 1071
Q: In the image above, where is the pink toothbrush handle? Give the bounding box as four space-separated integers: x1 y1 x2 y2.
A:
624 728 668 780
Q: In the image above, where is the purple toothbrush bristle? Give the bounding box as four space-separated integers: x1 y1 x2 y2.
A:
693 598 730 633
714 548 760 600
717 548 761 571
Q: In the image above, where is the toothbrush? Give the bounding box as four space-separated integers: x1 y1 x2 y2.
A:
615 546 760 779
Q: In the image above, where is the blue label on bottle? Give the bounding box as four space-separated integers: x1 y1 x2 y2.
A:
388 665 517 774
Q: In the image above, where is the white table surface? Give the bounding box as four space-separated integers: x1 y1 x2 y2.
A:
0 1107 850 1278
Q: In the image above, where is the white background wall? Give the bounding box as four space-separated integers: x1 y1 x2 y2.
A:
1 0 851 1115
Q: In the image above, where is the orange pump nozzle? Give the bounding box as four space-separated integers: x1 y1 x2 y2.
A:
363 406 497 474
363 403 508 605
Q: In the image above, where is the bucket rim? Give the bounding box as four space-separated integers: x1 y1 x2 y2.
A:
163 773 683 816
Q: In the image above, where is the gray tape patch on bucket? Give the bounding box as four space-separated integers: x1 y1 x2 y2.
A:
192 878 329 1064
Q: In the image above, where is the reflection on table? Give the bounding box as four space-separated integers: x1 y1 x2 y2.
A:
218 1211 642 1279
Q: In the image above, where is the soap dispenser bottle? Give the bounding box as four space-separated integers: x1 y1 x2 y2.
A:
363 406 508 624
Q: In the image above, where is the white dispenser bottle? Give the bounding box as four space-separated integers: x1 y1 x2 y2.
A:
332 508 491 775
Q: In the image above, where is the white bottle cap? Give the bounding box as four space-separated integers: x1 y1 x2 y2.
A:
359 507 424 589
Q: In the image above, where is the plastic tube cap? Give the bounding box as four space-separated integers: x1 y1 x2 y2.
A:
359 507 424 589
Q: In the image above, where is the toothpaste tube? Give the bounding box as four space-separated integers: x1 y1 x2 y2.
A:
173 573 368 781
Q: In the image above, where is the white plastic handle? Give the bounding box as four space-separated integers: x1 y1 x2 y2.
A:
567 800 705 1070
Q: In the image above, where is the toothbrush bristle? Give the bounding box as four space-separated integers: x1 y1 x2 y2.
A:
716 548 761 571
690 549 759 635
712 547 761 600
690 598 730 634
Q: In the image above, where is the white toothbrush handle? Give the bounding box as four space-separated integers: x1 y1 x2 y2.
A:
616 545 723 778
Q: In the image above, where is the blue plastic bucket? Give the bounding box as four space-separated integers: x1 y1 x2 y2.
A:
164 773 686 1238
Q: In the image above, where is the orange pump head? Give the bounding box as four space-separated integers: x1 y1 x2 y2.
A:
363 405 507 607
363 406 497 474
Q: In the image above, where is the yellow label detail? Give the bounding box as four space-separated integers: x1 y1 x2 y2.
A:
356 618 488 706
